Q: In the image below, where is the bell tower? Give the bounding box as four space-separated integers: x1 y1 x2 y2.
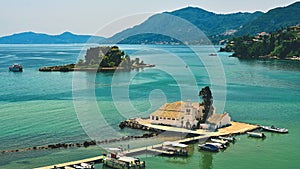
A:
184 100 195 129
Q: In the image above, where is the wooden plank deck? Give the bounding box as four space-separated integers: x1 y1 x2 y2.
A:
34 121 259 169
34 155 104 169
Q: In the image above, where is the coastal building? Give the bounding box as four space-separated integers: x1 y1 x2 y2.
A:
150 101 203 129
150 100 231 130
206 112 231 130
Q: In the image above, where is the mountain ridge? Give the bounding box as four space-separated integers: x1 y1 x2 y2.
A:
236 2 300 35
105 2 300 44
1 2 299 44
0 31 105 44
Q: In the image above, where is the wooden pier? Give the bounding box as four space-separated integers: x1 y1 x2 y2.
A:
34 121 259 169
34 155 104 169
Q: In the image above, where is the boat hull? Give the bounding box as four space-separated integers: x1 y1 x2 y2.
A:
261 126 288 133
218 136 236 142
9 67 23 72
198 144 219 152
247 132 266 138
103 159 145 169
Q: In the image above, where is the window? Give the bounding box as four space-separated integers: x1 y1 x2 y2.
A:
167 118 171 120
186 109 191 115
156 116 159 120
172 118 175 120
151 116 154 120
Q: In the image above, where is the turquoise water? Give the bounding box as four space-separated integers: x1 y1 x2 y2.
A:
0 44 299 169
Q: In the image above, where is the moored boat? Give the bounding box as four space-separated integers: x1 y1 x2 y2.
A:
206 142 226 149
247 132 266 138
198 143 219 152
103 148 145 169
9 63 23 72
218 136 236 142
208 53 217 56
162 141 189 156
210 138 229 145
261 125 288 133
73 162 95 169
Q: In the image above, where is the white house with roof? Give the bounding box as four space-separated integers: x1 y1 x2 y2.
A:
150 100 231 130
205 112 231 130
150 100 205 129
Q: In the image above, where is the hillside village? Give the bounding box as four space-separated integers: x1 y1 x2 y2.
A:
221 24 300 60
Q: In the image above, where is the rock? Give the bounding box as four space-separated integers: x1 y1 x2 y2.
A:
83 141 90 147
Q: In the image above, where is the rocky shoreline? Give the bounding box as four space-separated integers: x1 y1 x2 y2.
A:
219 47 300 61
38 64 155 72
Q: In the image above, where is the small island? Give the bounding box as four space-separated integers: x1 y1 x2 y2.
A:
220 24 300 60
39 46 154 72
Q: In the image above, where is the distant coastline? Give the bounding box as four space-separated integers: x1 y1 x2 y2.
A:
0 31 105 44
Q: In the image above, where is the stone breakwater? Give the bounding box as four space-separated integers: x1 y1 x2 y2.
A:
1 128 162 154
1 119 164 154
119 119 163 133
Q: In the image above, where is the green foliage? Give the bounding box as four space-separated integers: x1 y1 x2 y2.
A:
227 25 300 59
108 61 115 67
77 59 84 66
79 46 130 68
197 86 213 127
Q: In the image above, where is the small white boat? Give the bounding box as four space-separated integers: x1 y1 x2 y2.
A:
206 142 226 149
261 125 288 133
162 141 188 156
103 148 145 169
211 138 229 145
218 136 236 142
208 53 217 56
247 132 266 138
9 63 23 72
80 162 94 169
198 143 219 152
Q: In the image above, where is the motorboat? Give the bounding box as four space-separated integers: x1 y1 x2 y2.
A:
208 53 217 56
247 132 266 138
198 143 219 152
210 138 229 145
103 148 145 169
9 63 23 72
218 136 236 142
162 141 188 156
261 125 288 133
206 142 226 149
71 162 94 169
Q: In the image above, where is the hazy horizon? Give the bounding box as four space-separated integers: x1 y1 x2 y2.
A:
0 0 298 38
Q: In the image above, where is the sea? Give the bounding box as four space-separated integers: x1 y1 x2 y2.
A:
0 44 299 169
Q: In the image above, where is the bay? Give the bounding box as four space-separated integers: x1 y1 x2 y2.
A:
0 44 299 169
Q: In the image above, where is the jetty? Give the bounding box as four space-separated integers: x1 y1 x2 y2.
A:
135 118 259 136
34 120 259 169
34 156 104 169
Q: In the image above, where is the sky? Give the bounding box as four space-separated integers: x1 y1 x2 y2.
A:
0 0 298 37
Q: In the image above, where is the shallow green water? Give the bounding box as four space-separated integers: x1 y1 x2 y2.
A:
0 44 299 169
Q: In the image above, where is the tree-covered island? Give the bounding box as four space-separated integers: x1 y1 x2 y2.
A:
39 46 155 72
220 24 300 60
